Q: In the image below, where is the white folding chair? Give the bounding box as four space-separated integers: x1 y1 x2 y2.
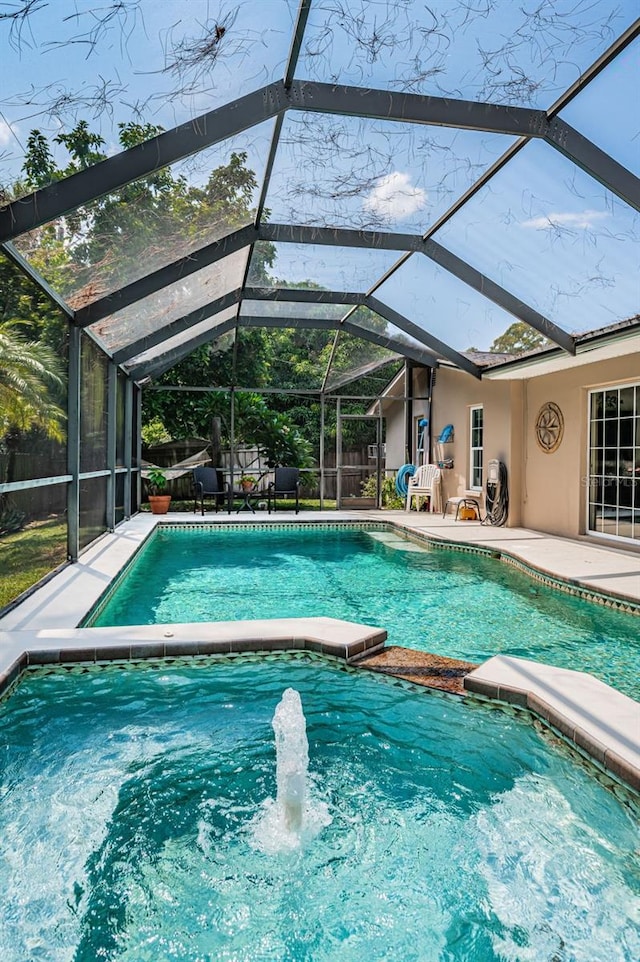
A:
406 464 442 513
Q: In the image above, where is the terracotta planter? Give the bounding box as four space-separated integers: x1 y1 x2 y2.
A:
148 495 172 515
241 482 254 491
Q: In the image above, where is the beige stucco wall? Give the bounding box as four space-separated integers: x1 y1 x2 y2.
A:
428 368 522 522
521 353 639 538
382 399 406 471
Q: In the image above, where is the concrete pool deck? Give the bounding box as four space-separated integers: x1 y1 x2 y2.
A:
0 509 638 792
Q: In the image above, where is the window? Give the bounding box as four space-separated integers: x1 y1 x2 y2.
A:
469 406 483 490
588 384 640 543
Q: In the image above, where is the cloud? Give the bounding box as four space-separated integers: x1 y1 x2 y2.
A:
521 209 608 230
363 171 427 220
0 118 20 148
0 118 17 147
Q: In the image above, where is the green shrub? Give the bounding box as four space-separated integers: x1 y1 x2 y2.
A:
361 474 404 509
0 499 26 535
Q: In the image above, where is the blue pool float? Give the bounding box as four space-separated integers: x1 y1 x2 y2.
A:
395 464 416 497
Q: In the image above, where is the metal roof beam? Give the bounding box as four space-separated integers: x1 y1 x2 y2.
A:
294 82 547 136
240 315 437 367
1 241 74 319
75 225 258 327
422 240 576 355
341 320 436 368
130 310 435 380
284 0 312 89
243 287 363 305
243 287 453 360
256 226 575 353
125 318 238 380
239 315 335 330
112 288 241 364
366 296 480 378
260 223 423 251
544 119 640 211
0 84 549 244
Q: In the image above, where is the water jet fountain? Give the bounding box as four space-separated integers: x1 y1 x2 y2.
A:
252 687 331 853
273 687 308 831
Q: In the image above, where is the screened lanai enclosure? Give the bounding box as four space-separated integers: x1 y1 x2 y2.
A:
0 0 638 607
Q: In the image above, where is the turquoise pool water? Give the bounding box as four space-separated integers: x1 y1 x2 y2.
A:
1 657 638 961
91 526 640 698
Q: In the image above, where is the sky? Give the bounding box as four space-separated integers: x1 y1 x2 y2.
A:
0 0 638 353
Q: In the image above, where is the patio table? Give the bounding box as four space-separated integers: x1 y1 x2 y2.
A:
227 486 259 514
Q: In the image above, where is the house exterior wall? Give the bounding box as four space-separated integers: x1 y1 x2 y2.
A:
383 397 407 472
428 368 521 522
521 353 639 539
385 350 639 544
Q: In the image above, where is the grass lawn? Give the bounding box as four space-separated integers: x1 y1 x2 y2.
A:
0 517 68 610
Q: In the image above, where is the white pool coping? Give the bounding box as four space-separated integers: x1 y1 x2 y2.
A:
465 656 640 792
1 510 638 793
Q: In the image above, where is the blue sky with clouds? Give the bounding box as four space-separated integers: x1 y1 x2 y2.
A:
0 0 638 351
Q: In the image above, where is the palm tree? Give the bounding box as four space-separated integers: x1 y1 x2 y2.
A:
0 321 67 528
0 320 66 443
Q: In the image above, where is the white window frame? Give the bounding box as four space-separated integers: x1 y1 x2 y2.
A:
586 382 640 545
469 405 483 491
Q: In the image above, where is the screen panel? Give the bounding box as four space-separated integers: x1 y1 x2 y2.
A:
324 331 402 393
123 306 238 374
375 255 520 354
265 111 514 232
247 241 401 293
80 335 108 473
235 325 336 392
240 300 350 321
433 140 640 334
0 486 68 610
560 39 640 177
0 1 291 197
11 126 271 309
79 475 108 551
90 249 248 353
0 249 69 481
296 0 636 106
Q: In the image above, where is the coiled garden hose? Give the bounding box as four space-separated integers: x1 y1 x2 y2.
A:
395 464 416 498
483 462 509 526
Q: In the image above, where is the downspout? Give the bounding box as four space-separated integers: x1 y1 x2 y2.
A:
405 361 414 464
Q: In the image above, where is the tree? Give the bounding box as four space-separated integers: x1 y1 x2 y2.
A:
0 247 69 354
55 120 107 174
489 322 550 355
0 320 67 530
0 321 66 442
23 130 59 190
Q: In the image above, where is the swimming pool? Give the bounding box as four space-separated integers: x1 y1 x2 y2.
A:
1 656 638 961
89 524 640 699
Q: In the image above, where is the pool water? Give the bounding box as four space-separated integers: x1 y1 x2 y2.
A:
90 526 640 699
1 657 638 961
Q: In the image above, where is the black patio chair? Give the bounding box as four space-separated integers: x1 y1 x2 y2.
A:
267 467 301 514
193 467 226 515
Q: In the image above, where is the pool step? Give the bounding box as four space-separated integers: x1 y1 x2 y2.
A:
365 531 427 553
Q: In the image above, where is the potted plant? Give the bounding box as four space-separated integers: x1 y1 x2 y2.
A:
147 468 172 514
240 474 257 491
